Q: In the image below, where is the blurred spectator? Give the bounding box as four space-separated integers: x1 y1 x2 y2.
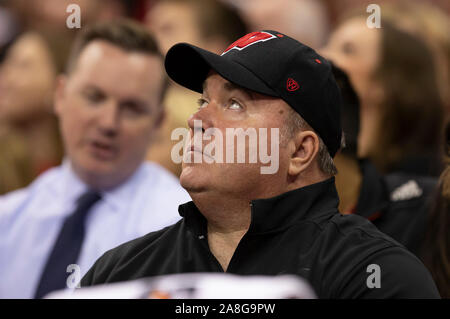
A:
322 0 450 28
0 127 33 194
322 15 444 176
0 32 63 191
381 1 450 113
0 4 31 194
322 14 444 258
423 122 450 298
0 2 20 59
6 0 132 72
224 0 329 49
322 1 450 112
145 0 248 175
0 0 144 191
146 0 247 55
0 20 190 298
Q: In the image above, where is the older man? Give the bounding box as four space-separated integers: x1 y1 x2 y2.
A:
0 20 190 298
81 31 439 298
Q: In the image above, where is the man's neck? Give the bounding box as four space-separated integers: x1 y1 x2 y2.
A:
191 193 252 271
207 224 248 272
190 174 331 271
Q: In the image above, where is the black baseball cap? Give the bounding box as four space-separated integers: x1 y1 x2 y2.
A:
164 30 342 157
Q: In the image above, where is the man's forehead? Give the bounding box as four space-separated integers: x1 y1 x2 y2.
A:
83 41 157 65
201 72 289 108
202 75 239 91
202 71 257 98
73 41 163 85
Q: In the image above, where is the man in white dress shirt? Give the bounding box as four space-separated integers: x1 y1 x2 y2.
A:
0 20 190 298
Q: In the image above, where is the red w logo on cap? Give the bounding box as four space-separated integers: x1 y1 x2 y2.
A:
286 78 299 92
222 31 277 55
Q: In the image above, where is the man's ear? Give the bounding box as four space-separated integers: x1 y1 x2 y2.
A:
288 130 320 176
53 75 67 116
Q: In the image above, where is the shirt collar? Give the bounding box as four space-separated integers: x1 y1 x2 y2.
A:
59 159 146 213
101 163 147 213
249 177 339 234
60 159 89 207
178 177 340 236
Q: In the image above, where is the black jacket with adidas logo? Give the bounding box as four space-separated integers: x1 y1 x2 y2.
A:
354 159 438 257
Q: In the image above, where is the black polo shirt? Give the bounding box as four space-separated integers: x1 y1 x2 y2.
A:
354 159 438 257
81 178 439 298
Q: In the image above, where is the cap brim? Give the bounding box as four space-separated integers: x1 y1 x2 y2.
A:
164 43 278 97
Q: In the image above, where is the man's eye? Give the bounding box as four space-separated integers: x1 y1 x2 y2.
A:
197 98 208 109
229 100 243 110
123 103 145 115
83 90 104 103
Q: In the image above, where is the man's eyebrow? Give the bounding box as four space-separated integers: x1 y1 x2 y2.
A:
202 78 255 100
223 81 255 100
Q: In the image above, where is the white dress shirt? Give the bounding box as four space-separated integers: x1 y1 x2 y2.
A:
0 161 190 298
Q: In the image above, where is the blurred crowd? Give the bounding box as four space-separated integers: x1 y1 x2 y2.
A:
0 0 449 298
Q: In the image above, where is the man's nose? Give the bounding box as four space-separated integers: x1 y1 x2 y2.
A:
98 102 120 137
187 103 215 134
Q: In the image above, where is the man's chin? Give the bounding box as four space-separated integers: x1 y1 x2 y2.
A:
71 160 128 190
179 166 208 193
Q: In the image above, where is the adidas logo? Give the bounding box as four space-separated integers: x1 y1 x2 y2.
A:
390 180 423 201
